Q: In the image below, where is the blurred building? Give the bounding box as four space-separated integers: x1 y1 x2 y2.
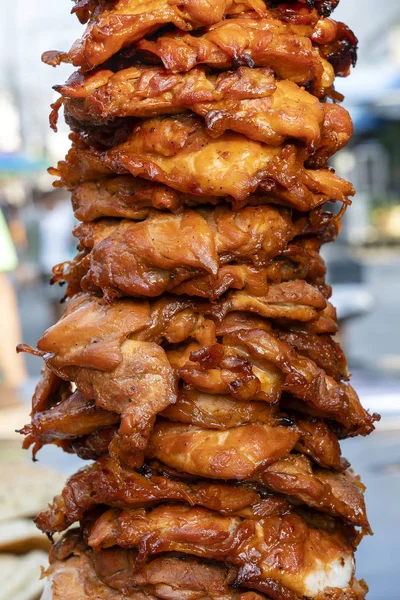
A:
0 0 80 185
334 0 400 244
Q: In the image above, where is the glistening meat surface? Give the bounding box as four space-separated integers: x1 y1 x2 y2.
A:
53 116 354 203
56 65 351 157
87 504 357 598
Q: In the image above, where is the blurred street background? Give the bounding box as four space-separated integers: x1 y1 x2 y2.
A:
0 0 399 597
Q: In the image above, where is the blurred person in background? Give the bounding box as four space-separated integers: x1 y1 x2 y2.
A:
0 207 27 407
37 189 76 322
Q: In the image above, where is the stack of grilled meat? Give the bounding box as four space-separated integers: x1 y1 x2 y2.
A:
20 1 379 598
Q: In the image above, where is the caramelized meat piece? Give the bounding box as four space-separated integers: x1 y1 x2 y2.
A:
71 176 204 221
24 383 345 471
258 455 368 527
25 287 330 382
53 116 354 203
65 0 267 71
312 1 340 17
20 290 337 464
161 390 345 470
36 455 275 533
88 504 356 598
137 17 332 95
170 329 375 436
224 329 375 435
30 366 71 415
37 437 362 538
71 426 117 461
56 66 351 154
46 532 271 599
148 421 300 480
161 389 279 429
309 103 353 169
21 294 177 467
52 141 354 211
278 331 348 381
21 391 119 457
312 19 358 77
71 205 327 299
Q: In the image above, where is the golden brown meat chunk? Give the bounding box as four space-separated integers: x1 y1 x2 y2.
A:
52 140 355 211
45 527 368 600
21 391 119 455
20 294 178 467
19 291 370 466
29 365 71 415
70 205 331 299
88 504 357 598
312 18 358 77
136 16 333 92
148 424 366 524
62 0 268 71
148 421 300 480
70 176 202 221
21 384 346 471
67 167 353 216
278 330 348 382
26 288 331 382
36 447 366 537
257 455 369 527
169 329 375 436
55 66 352 155
45 531 271 600
35 455 266 533
55 116 354 203
160 389 346 469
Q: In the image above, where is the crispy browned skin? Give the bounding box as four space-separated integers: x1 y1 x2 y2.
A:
70 176 203 220
257 455 368 527
68 205 334 300
36 435 366 536
46 532 367 600
160 389 346 470
278 330 348 382
51 139 355 211
21 382 347 470
20 317 374 468
29 365 72 414
147 423 367 526
47 530 270 600
19 287 342 465
67 0 268 71
19 291 374 446
50 116 355 203
19 286 375 469
19 294 179 467
36 455 265 533
61 243 329 302
55 66 351 156
135 15 339 86
168 330 375 436
46 527 368 600
134 13 333 95
311 0 340 17
87 503 356 598
47 2 336 78
312 18 358 77
30 287 332 376
22 390 119 446
69 0 341 24
150 421 300 480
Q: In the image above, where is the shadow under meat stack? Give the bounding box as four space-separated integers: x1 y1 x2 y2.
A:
18 1 380 598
